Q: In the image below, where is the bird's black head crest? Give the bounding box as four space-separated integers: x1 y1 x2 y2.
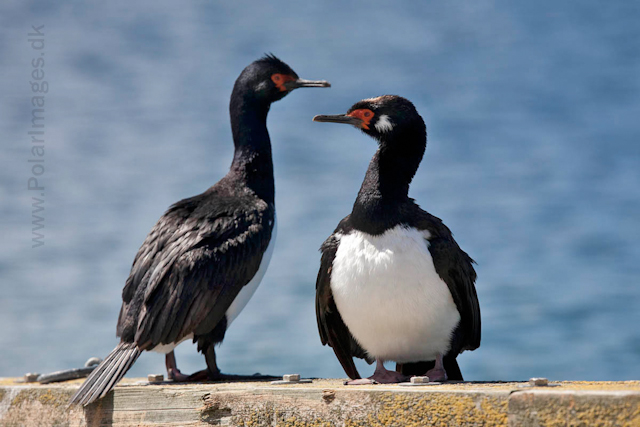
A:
232 54 329 105
233 54 296 102
252 53 297 79
258 53 287 68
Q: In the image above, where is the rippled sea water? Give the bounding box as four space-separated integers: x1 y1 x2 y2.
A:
1 1 639 381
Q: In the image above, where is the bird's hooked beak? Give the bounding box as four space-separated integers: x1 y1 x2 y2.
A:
312 114 364 128
285 78 331 90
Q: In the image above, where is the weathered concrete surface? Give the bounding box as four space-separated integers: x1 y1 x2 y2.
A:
509 389 640 426
0 378 639 426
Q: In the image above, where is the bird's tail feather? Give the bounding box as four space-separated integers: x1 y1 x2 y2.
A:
69 342 141 406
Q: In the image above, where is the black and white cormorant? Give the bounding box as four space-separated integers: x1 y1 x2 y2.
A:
313 95 480 384
70 55 330 405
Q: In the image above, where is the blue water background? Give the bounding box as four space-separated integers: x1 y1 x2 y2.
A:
1 1 639 381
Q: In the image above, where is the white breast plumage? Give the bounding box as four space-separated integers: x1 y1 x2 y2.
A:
330 225 460 363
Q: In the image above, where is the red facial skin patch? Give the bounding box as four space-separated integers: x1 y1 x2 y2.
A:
271 74 296 92
347 109 374 130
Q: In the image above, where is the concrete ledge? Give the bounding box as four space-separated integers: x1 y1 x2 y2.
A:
1 378 639 426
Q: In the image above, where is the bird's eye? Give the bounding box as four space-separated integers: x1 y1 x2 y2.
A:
271 74 292 92
364 111 372 118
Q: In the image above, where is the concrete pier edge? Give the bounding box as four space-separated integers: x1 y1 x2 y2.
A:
1 378 639 426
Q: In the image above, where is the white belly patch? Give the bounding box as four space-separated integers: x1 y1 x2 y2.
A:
225 218 277 325
151 333 193 354
330 225 460 363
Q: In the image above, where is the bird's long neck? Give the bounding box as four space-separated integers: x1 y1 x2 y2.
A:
229 90 275 205
351 127 426 234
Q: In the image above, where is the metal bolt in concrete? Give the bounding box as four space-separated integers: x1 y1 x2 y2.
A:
148 374 164 383
529 377 549 386
283 374 301 382
24 373 40 382
271 374 312 385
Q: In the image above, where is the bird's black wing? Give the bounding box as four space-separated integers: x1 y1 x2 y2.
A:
417 211 481 352
315 218 371 380
116 189 274 350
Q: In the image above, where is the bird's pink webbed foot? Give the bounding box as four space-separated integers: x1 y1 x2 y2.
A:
424 353 448 382
166 351 190 381
345 359 410 385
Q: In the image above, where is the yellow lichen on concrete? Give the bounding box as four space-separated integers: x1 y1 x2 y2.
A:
558 381 640 391
3 387 81 427
480 396 511 426
223 393 344 427
360 391 508 427
0 379 20 387
509 391 640 427
10 387 73 408
280 416 334 427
